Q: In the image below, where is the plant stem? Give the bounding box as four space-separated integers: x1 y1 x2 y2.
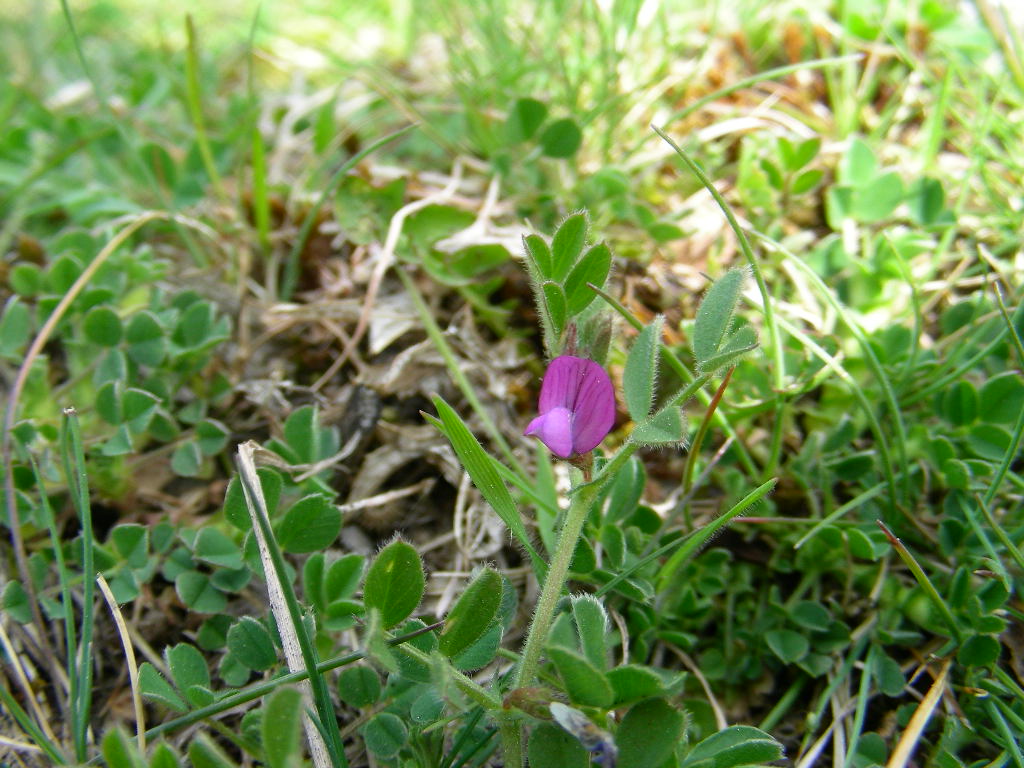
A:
514 480 598 691
498 717 522 768
505 477 599 766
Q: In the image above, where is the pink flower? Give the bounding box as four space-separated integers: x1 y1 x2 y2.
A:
524 356 616 458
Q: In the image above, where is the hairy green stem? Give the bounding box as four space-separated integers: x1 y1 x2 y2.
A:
505 478 600 766
498 716 522 768
514 481 599 691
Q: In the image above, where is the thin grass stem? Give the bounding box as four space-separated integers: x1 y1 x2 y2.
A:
753 230 911 507
653 127 786 481
60 409 95 761
876 522 962 644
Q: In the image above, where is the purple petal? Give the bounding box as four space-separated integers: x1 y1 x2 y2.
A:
538 356 590 412
524 406 574 458
567 362 615 454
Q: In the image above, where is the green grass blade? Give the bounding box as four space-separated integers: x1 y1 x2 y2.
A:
60 409 95 762
985 697 1024 768
901 324 1010 408
977 494 1024 572
426 398 546 576
958 496 1011 588
185 15 227 202
754 230 912 507
794 483 887 550
251 128 270 255
842 644 875 768
877 522 962 644
0 682 67 764
654 478 777 594
246 8 270 256
773 309 901 517
28 450 79 734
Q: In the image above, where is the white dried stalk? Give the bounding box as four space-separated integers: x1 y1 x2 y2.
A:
237 440 331 768
886 659 951 768
0 618 58 746
96 573 145 753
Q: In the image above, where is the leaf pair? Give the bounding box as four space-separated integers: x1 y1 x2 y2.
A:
506 97 583 158
524 213 612 354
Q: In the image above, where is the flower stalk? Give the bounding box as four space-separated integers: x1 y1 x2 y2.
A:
513 478 600 691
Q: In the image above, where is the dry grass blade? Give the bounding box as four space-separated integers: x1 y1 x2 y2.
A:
0 619 59 748
667 645 727 731
96 573 145 753
0 734 45 757
886 658 951 768
236 440 332 768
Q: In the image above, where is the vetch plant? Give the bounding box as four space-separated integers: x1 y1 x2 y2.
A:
1 204 777 768
5 6 1024 764
428 213 773 768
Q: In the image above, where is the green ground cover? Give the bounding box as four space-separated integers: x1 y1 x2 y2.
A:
1 1 1023 766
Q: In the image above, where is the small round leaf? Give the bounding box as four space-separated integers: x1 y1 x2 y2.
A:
438 567 502 658
540 118 582 158
337 666 381 708
83 306 123 346
226 617 277 671
957 634 1000 667
277 495 341 554
363 540 425 629
362 712 408 758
